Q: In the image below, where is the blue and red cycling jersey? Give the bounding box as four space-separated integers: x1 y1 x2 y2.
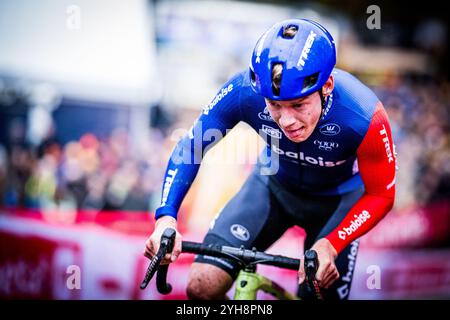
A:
155 68 396 253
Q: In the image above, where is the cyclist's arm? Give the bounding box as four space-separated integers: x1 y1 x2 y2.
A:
325 102 396 254
155 74 244 220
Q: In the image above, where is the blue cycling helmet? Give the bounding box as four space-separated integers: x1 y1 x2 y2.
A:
249 19 336 101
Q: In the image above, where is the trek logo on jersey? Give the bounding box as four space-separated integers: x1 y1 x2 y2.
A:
386 176 396 190
379 124 394 163
258 107 275 122
160 169 178 206
262 125 281 139
271 144 347 167
314 140 339 151
230 224 250 241
338 210 371 240
297 30 317 67
203 84 233 115
319 123 341 136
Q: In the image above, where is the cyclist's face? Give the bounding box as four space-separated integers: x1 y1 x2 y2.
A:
265 92 322 143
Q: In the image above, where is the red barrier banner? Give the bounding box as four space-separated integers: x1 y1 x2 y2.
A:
1 201 449 299
360 201 450 248
0 231 81 299
351 249 450 299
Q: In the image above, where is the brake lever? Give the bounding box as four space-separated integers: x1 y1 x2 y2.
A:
156 264 172 294
140 228 176 290
304 249 323 300
156 228 177 294
304 249 318 280
161 228 176 254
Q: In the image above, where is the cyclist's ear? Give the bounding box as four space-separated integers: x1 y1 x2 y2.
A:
322 75 334 97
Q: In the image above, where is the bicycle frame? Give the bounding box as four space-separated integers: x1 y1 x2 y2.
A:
234 268 299 300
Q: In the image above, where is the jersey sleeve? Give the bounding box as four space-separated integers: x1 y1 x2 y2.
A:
154 73 244 220
325 102 397 253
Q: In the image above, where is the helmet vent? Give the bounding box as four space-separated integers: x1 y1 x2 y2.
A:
281 25 298 39
250 68 256 86
271 63 283 96
303 72 319 90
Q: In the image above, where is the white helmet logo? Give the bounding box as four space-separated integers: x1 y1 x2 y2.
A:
230 224 250 241
297 30 317 67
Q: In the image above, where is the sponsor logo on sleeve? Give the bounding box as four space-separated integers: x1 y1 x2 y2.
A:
386 177 396 190
338 210 371 240
379 124 394 163
160 169 178 206
203 84 233 115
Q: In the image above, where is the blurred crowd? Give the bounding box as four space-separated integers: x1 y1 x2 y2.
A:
0 76 449 213
0 126 169 213
374 76 450 208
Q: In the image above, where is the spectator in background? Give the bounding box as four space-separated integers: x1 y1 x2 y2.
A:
0 144 7 205
4 143 36 208
375 78 450 207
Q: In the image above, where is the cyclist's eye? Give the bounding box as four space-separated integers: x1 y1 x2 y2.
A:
267 101 280 108
292 104 302 109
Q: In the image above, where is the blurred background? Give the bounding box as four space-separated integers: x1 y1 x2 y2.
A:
0 0 449 299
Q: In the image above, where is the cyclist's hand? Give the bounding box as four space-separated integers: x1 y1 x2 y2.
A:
298 238 339 289
144 216 182 265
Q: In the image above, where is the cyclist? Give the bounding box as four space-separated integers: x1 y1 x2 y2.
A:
144 19 396 300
